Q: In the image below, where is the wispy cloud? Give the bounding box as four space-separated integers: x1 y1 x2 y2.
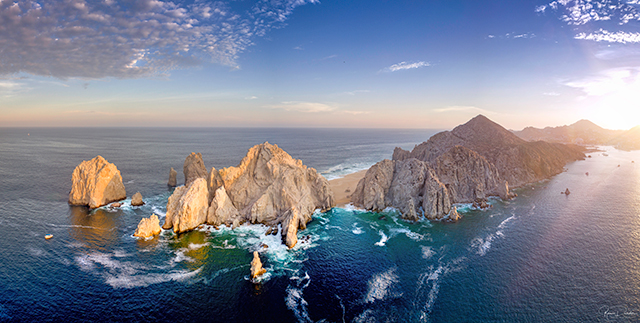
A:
266 101 337 113
294 46 304 50
382 61 430 72
488 32 536 39
321 54 338 60
575 29 640 43
0 80 31 98
536 0 640 25
0 0 318 79
543 92 561 96
564 67 640 97
342 90 370 96
433 106 494 114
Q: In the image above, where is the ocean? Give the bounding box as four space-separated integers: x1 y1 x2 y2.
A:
1 127 639 322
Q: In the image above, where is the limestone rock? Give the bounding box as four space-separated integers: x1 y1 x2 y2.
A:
206 186 239 226
131 192 144 206
447 206 462 222
422 168 452 220
387 159 429 221
133 214 162 238
351 159 395 212
69 156 127 208
207 167 224 204
162 178 209 233
250 251 267 279
168 167 177 187
184 152 207 187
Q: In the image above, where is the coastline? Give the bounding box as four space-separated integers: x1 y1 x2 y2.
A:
328 170 367 207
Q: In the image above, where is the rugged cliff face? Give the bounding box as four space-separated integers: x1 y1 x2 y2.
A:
68 156 127 208
353 115 583 221
163 142 335 248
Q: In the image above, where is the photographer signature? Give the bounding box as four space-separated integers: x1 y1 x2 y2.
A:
600 306 640 322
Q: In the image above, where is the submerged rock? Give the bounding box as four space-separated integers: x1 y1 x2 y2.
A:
69 156 127 208
250 251 267 279
131 192 144 206
168 167 177 187
134 214 162 238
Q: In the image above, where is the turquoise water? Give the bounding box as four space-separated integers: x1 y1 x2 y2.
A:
1 128 640 322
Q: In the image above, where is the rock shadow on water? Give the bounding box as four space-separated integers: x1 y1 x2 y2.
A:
68 206 121 251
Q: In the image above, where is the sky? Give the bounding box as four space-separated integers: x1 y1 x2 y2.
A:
1 0 640 130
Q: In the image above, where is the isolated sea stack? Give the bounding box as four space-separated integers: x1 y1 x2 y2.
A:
69 156 126 208
163 143 335 248
168 167 177 187
134 214 162 238
131 192 144 206
352 115 585 220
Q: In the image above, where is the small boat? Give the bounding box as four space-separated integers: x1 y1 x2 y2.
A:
45 234 53 240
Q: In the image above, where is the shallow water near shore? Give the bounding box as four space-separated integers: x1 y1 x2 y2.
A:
1 128 640 322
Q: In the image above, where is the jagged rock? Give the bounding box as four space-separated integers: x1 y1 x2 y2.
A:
422 168 452 220
184 152 207 187
250 251 267 279
218 142 334 248
131 192 144 206
207 167 224 203
69 156 127 208
351 159 395 212
111 202 122 208
206 186 239 226
162 178 209 233
447 206 461 222
133 214 162 238
168 167 177 187
387 159 429 220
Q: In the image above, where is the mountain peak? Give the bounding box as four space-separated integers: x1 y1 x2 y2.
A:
452 114 525 147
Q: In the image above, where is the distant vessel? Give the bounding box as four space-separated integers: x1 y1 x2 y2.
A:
44 234 53 240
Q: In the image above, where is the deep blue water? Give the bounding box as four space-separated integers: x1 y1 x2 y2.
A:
1 128 640 322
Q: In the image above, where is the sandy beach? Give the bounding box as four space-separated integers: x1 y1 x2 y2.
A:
328 170 367 207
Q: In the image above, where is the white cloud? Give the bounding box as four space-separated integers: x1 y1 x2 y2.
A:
433 106 494 114
575 29 640 43
564 67 640 96
543 92 561 96
342 90 370 96
0 79 30 97
382 61 430 72
266 101 337 113
537 0 640 25
0 0 318 79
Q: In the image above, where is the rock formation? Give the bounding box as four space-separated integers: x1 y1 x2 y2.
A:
513 119 624 145
133 214 162 238
250 251 267 279
163 142 335 248
353 115 583 221
168 167 177 187
163 178 209 233
184 152 207 187
131 192 144 206
609 125 640 151
69 156 127 208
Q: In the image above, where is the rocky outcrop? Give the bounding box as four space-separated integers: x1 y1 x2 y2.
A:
184 152 207 187
163 178 209 233
447 206 461 222
163 143 334 248
131 192 144 206
250 251 267 279
168 167 177 187
133 214 162 238
69 156 127 208
353 115 580 221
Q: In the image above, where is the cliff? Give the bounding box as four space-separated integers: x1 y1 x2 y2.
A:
354 115 582 220
163 142 334 248
68 156 127 208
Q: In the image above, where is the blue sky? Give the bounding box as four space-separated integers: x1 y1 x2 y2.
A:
1 0 640 129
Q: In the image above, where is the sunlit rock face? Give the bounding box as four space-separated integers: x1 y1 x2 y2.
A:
163 178 209 233
133 215 162 238
131 192 144 206
168 167 177 187
250 251 267 279
163 142 335 248
183 152 207 187
69 156 126 209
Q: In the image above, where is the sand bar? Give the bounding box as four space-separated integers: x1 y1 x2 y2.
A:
328 169 367 207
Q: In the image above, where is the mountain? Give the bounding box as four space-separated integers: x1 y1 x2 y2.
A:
512 119 624 145
352 115 586 221
609 126 640 151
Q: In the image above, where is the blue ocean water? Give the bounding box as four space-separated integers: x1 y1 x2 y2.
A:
1 128 639 322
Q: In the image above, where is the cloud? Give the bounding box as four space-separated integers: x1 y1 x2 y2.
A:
382 61 430 72
536 0 640 25
266 101 337 113
0 79 30 97
342 90 370 96
543 92 561 96
575 29 640 43
433 106 494 114
0 0 318 79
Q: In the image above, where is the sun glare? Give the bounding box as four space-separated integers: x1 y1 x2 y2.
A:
584 81 640 130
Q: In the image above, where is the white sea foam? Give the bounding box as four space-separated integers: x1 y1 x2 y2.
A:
286 286 312 323
421 246 435 259
105 267 202 289
352 223 364 235
375 231 389 246
364 267 401 303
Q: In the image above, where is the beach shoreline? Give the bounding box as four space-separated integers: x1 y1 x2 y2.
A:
328 169 367 207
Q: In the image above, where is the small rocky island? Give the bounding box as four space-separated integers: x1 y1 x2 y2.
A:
162 142 335 248
68 156 127 208
351 115 585 220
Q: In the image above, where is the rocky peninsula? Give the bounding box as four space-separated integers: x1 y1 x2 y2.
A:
163 142 335 248
351 115 585 220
